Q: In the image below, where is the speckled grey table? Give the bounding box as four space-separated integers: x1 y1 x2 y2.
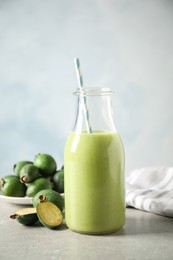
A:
0 200 173 260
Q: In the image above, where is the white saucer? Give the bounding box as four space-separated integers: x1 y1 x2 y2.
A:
0 194 33 205
0 192 64 205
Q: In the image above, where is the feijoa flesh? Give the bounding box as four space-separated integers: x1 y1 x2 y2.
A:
36 201 63 229
10 207 38 225
33 189 64 211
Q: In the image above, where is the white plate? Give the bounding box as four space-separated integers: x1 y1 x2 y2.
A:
0 194 33 205
0 192 64 205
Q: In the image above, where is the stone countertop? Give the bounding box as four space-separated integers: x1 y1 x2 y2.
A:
0 200 173 260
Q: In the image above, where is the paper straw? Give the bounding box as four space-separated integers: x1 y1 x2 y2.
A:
74 58 92 133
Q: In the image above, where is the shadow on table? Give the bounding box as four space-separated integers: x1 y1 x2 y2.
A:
26 221 68 231
26 208 173 235
110 208 173 236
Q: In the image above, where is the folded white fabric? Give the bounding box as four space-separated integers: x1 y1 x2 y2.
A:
126 167 173 217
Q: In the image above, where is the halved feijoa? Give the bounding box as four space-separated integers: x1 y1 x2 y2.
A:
36 201 63 229
10 208 38 225
33 189 64 211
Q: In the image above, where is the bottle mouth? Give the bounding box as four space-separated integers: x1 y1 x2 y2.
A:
73 87 113 96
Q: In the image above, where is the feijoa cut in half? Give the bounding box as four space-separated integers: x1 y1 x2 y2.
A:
36 201 63 229
33 189 64 211
10 208 38 225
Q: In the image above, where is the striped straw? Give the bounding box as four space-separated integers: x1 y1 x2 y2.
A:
74 58 92 133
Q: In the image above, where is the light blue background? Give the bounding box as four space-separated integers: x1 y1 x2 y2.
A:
0 0 173 176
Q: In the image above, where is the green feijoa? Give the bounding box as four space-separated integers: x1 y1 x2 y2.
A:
10 207 38 225
13 161 33 177
20 164 40 183
33 153 57 177
52 169 64 193
0 175 26 197
36 201 63 229
26 178 52 197
33 189 64 211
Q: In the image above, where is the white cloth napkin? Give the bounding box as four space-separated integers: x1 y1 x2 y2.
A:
125 167 173 217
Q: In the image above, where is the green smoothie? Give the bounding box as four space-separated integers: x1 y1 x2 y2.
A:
64 130 125 234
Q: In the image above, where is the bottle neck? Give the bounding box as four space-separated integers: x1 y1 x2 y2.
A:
73 87 116 133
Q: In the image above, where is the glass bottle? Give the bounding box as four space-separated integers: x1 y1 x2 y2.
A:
64 87 125 234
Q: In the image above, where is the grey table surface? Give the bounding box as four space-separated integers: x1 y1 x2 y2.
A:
0 199 173 260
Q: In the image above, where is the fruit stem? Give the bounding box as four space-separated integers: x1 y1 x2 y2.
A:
39 195 47 202
10 214 19 219
13 164 16 171
20 176 28 183
0 178 5 188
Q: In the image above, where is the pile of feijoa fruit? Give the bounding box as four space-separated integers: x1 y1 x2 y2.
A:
0 153 64 197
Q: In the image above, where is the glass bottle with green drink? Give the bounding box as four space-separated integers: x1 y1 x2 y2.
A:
64 86 125 234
